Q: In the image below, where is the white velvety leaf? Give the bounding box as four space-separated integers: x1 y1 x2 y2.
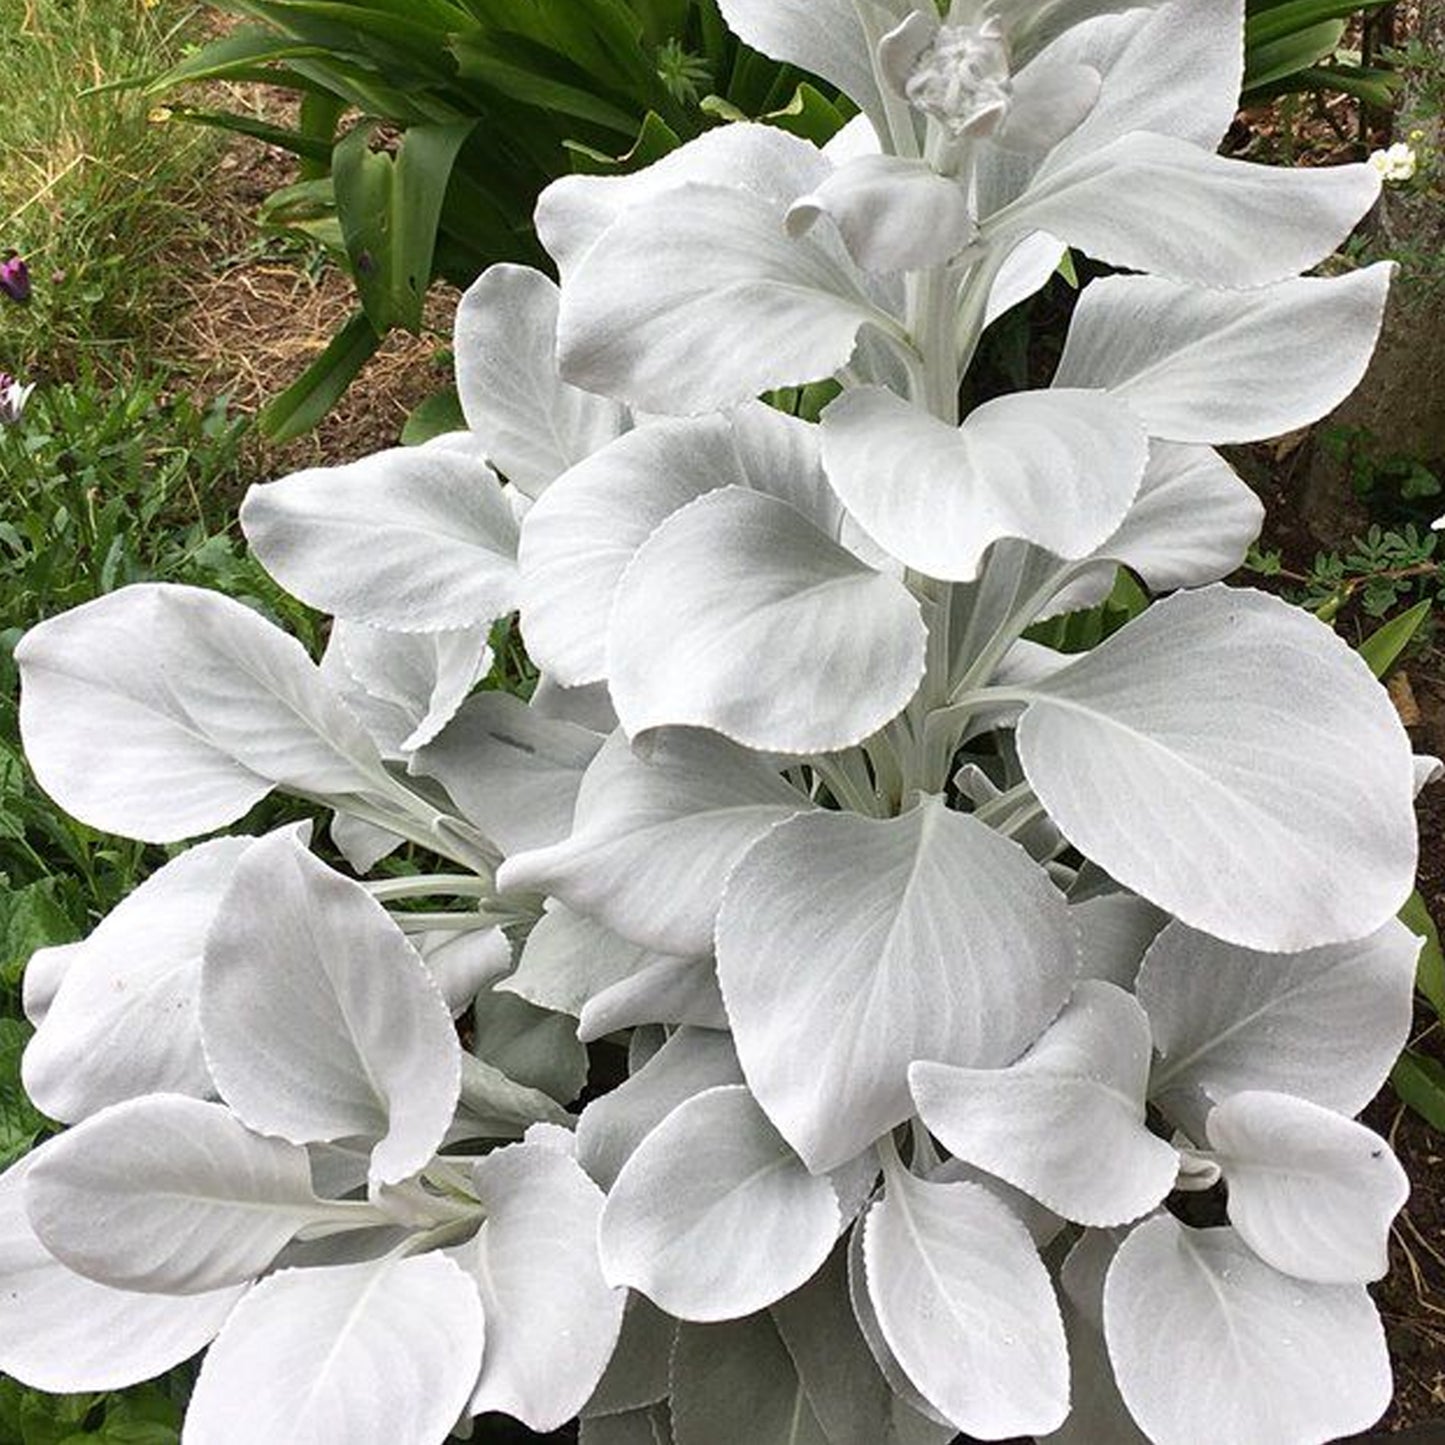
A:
1089 441 1264 591
583 1291 676 1418
185 1253 484 1445
22 836 249 1123
25 1095 353 1294
1139 918 1420 1126
532 675 618 734
715 0 918 141
600 1085 839 1321
1053 265 1393 444
671 1313 830 1445
787 154 975 272
1071 892 1167 988
984 229 1065 325
579 955 728 1041
455 264 629 497
863 1170 1069 1437
329 810 403 872
1103 1216 1391 1445
820 385 1146 582
609 487 926 754
1040 1231 1150 1445
1416 754 1444 796
461 1142 625 1431
416 926 512 1017
1208 1091 1409 1284
1014 585 1417 950
412 690 602 856
241 446 520 631
557 181 896 415
910 981 1178 1226
929 1157 1066 1252
576 1028 743 1191
16 584 387 843
990 134 1378 287
846 1217 954 1430
582 1409 671 1445
471 987 588 1103
540 124 836 280
1029 0 1243 164
519 404 836 687
20 942 79 1028
326 620 493 756
0 1152 242 1393
498 728 808 957
502 903 689 1019
771 1244 956 1445
452 1053 570 1140
717 797 1077 1173
201 833 461 1186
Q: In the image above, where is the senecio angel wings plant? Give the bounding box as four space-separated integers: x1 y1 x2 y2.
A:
5 0 1437 1441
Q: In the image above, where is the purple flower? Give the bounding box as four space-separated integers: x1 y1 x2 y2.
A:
0 255 31 304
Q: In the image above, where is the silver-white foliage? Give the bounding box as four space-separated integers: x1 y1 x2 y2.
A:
5 0 1424 1439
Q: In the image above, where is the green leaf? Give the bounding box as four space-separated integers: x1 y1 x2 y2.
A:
757 81 849 145
565 109 683 174
1358 599 1432 679
1392 1050 1445 1133
257 310 383 442
142 25 330 92
0 1018 46 1168
334 120 476 334
401 387 465 445
1401 891 1445 1020
1245 0 1396 49
163 106 333 166
0 880 76 983
1244 18 1344 90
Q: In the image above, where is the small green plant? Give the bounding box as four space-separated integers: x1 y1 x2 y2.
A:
1248 524 1444 620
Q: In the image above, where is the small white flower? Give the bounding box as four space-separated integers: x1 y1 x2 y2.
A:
1368 142 1417 183
904 19 1014 139
1432 512 1444 531
0 373 34 425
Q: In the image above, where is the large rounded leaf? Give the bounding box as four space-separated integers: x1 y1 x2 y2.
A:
454 264 628 498
1052 266 1391 444
498 728 809 957
1103 1216 1392 1445
184 1253 485 1445
599 1085 839 1322
863 1171 1070 1438
25 1095 355 1294
519 405 837 687
1137 918 1419 1124
910 981 1178 1226
717 797 1078 1172
1013 585 1416 950
460 1142 625 1432
608 487 926 754
22 835 250 1123
1207 1091 1408 1284
0 1152 242 1393
240 447 520 631
201 833 460 1187
820 385 1146 581
16 584 387 843
557 180 893 415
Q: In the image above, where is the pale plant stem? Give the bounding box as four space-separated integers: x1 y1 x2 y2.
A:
812 753 881 816
994 799 1046 839
386 910 511 934
852 0 922 159
971 780 1037 827
366 875 494 904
